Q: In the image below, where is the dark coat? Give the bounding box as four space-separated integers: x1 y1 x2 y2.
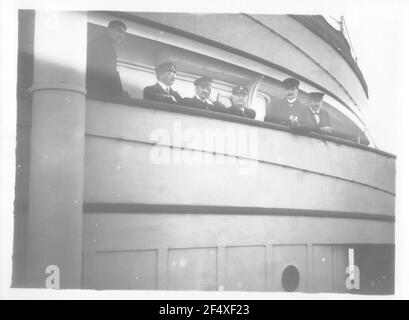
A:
143 83 183 104
304 108 332 132
264 98 314 133
227 104 256 119
264 98 309 125
86 33 124 97
182 96 227 113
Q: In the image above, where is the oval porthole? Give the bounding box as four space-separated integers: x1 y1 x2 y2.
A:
281 265 300 292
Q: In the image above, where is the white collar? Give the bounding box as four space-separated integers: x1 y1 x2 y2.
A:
309 106 320 114
287 97 297 104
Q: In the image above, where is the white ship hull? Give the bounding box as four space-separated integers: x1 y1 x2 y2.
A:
13 11 395 294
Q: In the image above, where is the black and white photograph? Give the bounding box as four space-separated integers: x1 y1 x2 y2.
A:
1 0 408 300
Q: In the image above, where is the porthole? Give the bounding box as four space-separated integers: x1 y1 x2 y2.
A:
281 264 300 292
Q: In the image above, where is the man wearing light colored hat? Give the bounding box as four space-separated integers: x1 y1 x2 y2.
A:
226 85 256 119
143 61 183 104
182 77 227 113
306 92 333 135
264 77 310 130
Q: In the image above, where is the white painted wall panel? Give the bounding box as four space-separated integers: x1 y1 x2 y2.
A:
86 101 395 194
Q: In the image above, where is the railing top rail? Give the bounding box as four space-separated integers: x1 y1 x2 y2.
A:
87 95 396 160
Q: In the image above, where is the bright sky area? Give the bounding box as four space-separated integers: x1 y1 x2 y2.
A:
344 8 409 155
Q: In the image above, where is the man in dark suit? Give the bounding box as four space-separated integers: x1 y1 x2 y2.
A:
264 77 311 131
226 86 256 119
305 92 333 135
182 77 227 113
86 20 129 97
143 62 183 104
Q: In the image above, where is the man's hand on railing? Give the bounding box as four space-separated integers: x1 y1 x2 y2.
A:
320 126 333 135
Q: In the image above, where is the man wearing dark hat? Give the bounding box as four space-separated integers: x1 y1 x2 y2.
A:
264 77 310 130
143 62 183 104
305 92 333 135
226 86 256 119
86 20 129 97
182 77 227 112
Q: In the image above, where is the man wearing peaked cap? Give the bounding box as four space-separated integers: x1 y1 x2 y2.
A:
309 91 324 101
143 61 183 104
282 77 300 90
264 77 311 132
155 61 177 74
305 92 333 135
232 85 249 96
86 19 129 97
181 77 227 113
194 76 212 87
226 85 256 119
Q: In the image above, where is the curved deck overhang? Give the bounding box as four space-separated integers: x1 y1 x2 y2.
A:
100 12 369 122
84 97 395 221
289 15 368 98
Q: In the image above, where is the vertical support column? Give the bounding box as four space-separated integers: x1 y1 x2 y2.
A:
25 11 87 288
